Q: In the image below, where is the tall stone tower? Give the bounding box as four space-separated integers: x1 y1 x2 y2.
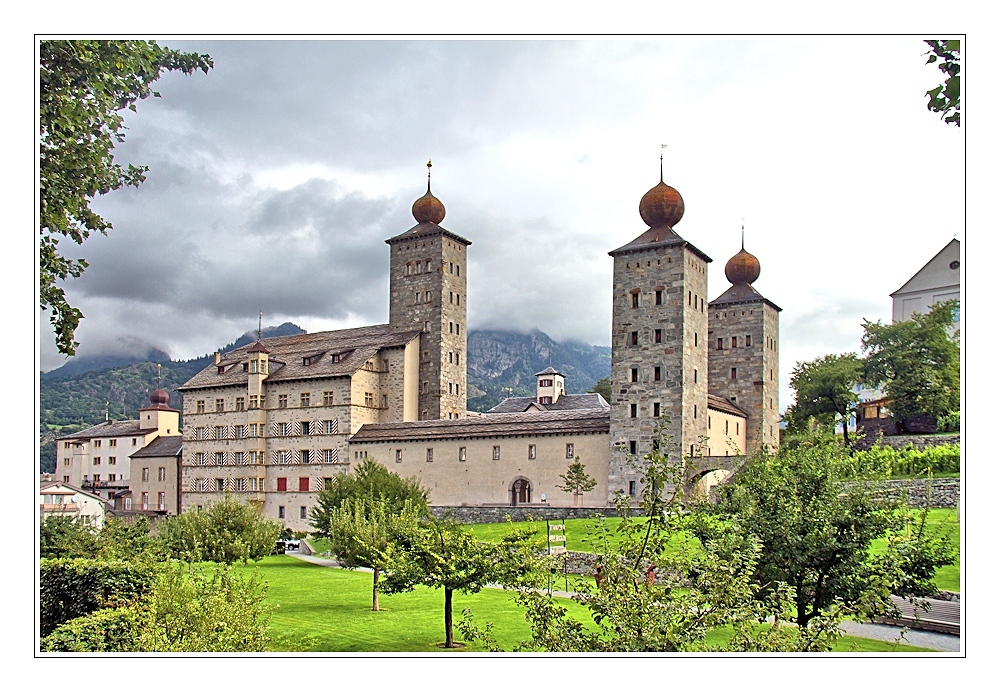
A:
386 163 471 420
608 166 711 503
707 238 781 451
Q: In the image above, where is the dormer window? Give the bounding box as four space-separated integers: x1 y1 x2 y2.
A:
303 353 324 366
332 350 353 363
217 365 225 374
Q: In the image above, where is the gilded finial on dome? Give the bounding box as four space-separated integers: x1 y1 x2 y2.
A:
725 224 761 286
412 161 446 224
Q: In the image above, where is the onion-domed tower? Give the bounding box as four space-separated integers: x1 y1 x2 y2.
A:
139 380 180 435
708 231 782 452
607 153 712 504
386 162 471 421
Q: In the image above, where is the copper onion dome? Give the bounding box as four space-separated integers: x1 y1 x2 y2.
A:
639 180 685 229
725 246 761 285
412 160 446 224
149 387 170 407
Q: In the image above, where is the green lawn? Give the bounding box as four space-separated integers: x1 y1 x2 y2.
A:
468 508 962 593
236 556 934 652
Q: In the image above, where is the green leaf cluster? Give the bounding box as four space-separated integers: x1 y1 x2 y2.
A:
861 300 960 422
309 459 429 539
39 40 212 355
782 353 862 446
157 494 283 564
924 39 960 126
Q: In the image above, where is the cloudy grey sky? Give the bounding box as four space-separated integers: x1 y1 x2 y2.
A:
37 37 965 410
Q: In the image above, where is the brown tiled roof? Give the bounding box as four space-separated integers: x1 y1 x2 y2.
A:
57 420 149 441
488 393 611 414
385 221 471 247
131 435 183 458
609 228 712 263
707 394 749 418
708 283 782 311
179 325 421 391
351 409 610 443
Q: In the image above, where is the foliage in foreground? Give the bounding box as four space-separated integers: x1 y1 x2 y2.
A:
39 40 212 355
782 353 862 447
41 563 271 652
460 425 846 652
695 433 958 628
41 515 163 561
157 493 283 564
924 39 960 126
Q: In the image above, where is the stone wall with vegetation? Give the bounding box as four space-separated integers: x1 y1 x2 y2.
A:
429 505 611 524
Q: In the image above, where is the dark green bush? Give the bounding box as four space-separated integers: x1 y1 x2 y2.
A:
40 607 142 652
39 558 157 637
937 411 961 433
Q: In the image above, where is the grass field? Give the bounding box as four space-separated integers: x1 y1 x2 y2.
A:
466 508 962 593
236 556 934 652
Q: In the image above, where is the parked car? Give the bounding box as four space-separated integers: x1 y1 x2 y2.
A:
286 540 300 551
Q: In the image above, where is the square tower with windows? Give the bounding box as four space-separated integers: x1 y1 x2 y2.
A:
386 163 471 420
608 173 710 504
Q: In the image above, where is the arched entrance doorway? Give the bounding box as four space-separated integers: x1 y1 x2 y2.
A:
510 478 531 506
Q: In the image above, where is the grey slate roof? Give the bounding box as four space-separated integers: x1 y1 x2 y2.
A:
385 221 471 247
609 227 713 263
179 325 422 391
708 283 782 311
351 409 610 444
131 435 183 459
707 394 749 418
57 419 150 441
487 392 611 414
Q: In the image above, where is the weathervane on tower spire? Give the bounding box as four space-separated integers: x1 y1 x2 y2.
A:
660 144 667 183
427 160 433 192
258 311 263 341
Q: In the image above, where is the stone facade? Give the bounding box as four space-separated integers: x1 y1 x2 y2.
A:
707 300 780 451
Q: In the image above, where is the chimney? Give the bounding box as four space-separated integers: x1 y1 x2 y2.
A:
214 352 221 365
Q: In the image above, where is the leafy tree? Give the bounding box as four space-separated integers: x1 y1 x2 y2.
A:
588 376 612 402
460 423 846 652
309 459 428 539
39 40 212 355
40 515 99 559
381 517 532 648
556 457 597 506
697 432 957 628
157 494 282 564
861 300 960 426
924 39 960 127
328 498 422 611
782 352 862 446
42 516 163 561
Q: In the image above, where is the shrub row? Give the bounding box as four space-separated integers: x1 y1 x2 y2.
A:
39 558 157 637
855 443 961 477
41 607 142 652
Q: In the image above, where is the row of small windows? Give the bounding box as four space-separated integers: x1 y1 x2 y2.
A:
193 420 340 440
629 402 663 418
404 260 462 276
687 291 705 312
716 335 753 349
122 492 167 511
630 289 666 308
628 329 699 347
195 389 379 413
192 449 340 465
393 443 577 464
625 258 672 269
414 291 463 306
448 322 462 335
65 438 139 449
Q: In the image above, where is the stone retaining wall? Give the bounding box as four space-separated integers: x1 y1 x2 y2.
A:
429 505 611 524
855 432 961 451
868 477 961 509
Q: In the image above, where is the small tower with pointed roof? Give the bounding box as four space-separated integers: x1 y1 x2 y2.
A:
535 366 565 404
608 155 711 504
386 162 472 420
707 231 781 451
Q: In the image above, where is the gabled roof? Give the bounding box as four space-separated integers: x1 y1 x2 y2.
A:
39 481 109 504
487 392 611 414
351 409 610 444
707 394 749 418
891 239 961 297
57 419 150 441
179 325 422 391
131 435 183 459
534 366 564 377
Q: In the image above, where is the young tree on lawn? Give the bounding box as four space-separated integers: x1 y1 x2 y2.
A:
556 457 597 507
695 431 957 628
861 300 960 427
309 459 428 540
782 352 862 446
157 494 282 564
381 517 535 648
328 498 422 611
460 423 847 652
